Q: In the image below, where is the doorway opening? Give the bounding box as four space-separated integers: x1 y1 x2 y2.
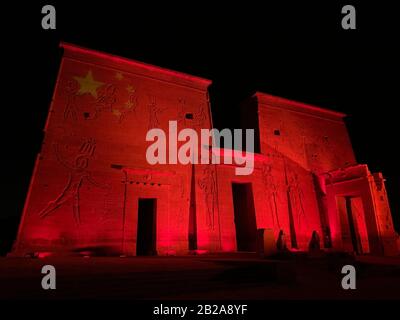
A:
345 197 362 254
337 196 369 254
136 198 157 256
232 183 257 251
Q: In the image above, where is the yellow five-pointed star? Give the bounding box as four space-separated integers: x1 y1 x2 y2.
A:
74 71 104 98
112 109 122 117
125 100 134 109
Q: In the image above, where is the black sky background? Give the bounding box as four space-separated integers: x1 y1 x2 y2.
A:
1 1 399 250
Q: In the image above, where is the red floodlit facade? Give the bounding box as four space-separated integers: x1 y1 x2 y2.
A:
12 43 398 257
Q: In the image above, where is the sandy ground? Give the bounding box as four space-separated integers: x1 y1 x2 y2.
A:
0 254 399 300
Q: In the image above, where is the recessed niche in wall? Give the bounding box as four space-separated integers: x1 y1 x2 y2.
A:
274 129 281 136
185 113 194 120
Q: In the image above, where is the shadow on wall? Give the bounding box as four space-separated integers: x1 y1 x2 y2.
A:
386 180 400 233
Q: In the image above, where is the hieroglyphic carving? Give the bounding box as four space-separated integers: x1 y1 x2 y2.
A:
193 103 207 128
177 98 208 128
63 78 117 121
198 167 217 229
306 134 344 172
38 138 110 224
177 98 186 123
63 71 137 123
63 80 79 121
178 175 187 224
94 84 118 118
373 181 394 232
148 95 166 130
287 171 308 230
111 84 138 123
261 162 281 229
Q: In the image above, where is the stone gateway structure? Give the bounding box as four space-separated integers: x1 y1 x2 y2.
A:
12 43 398 257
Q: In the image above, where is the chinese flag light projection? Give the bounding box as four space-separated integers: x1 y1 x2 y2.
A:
11 43 398 257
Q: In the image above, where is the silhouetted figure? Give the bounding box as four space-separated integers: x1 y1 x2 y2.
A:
276 230 288 252
308 230 321 251
322 226 332 248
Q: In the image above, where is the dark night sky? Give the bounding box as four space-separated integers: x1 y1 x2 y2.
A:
1 1 399 244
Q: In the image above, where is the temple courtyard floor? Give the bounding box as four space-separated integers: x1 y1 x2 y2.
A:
0 253 399 300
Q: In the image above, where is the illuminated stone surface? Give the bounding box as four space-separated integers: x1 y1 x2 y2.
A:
12 43 398 257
